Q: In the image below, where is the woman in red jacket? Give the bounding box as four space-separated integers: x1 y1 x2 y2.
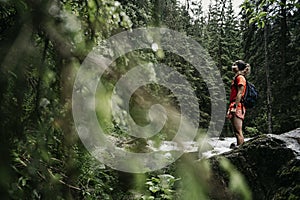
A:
227 60 251 147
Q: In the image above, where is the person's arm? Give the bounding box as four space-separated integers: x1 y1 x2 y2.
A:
232 85 244 112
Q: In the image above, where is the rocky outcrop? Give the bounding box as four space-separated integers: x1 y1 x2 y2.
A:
208 129 300 200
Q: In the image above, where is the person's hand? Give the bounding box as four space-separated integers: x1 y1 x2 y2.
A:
226 110 230 119
231 108 236 113
226 110 230 115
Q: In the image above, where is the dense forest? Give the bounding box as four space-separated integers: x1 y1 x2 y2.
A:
0 0 299 199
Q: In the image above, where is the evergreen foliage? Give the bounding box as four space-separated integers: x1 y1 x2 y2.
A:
0 0 299 198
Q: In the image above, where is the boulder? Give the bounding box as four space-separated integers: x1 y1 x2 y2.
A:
208 132 300 199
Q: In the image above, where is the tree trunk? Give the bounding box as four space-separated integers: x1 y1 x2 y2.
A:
280 0 287 72
264 23 273 134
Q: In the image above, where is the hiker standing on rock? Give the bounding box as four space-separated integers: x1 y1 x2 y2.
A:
227 60 251 147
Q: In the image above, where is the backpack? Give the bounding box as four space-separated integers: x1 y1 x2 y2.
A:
234 75 258 109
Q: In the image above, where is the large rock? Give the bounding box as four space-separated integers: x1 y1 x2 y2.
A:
208 130 300 199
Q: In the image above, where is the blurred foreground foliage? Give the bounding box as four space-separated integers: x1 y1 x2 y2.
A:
1 0 299 199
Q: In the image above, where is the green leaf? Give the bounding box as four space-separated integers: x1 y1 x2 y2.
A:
249 17 256 24
149 186 160 193
258 11 267 18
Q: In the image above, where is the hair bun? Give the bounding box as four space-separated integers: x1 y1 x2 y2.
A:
235 60 246 71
